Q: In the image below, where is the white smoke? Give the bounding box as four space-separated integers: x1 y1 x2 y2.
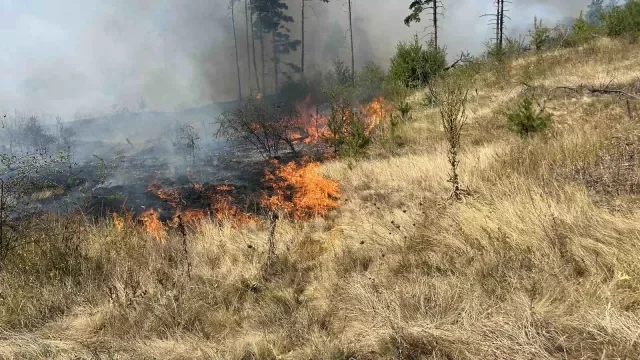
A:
0 0 593 119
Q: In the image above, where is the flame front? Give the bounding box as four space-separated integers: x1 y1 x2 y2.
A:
140 209 167 242
360 96 391 132
122 94 384 236
147 179 182 208
112 211 133 231
288 95 390 147
261 159 341 220
144 181 255 230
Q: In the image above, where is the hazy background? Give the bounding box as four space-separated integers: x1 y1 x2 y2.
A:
0 0 592 120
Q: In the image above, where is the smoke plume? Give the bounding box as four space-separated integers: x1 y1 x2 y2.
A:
0 0 592 118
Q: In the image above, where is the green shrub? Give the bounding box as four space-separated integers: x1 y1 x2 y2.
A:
485 35 527 61
330 59 353 86
397 101 412 121
529 16 551 51
604 0 640 39
506 96 552 137
568 11 599 46
388 36 446 88
323 101 371 158
421 92 435 108
381 79 410 103
356 62 387 102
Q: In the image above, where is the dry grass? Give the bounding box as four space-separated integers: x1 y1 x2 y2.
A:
2 38 640 359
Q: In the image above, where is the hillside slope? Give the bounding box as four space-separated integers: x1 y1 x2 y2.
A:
1 39 640 359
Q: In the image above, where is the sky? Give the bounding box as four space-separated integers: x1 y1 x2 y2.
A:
0 0 593 120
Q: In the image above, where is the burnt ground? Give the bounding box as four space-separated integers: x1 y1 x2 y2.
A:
32 137 300 222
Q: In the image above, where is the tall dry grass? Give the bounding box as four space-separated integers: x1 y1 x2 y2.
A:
1 38 640 359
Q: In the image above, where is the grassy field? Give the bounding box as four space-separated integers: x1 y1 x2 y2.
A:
2 38 640 359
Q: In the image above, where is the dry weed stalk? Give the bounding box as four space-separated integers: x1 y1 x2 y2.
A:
176 214 192 279
430 78 470 200
267 212 278 268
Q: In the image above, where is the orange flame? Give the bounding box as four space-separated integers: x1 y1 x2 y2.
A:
175 209 208 227
112 211 133 231
287 95 389 147
256 93 263 100
139 209 166 242
260 159 341 220
360 96 390 132
147 179 182 208
207 185 256 225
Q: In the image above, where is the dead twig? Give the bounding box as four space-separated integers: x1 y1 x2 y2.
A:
549 85 640 101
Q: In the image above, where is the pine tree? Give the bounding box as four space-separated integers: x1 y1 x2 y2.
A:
404 0 444 49
245 0 253 91
301 0 329 78
253 0 301 91
231 0 243 100
586 0 605 25
481 0 510 57
348 0 355 83
249 0 262 93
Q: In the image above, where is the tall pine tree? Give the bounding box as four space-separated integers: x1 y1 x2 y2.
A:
253 0 301 92
404 0 444 49
301 0 329 78
230 0 243 100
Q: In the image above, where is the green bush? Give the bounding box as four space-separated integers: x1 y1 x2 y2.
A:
330 59 353 86
381 79 410 103
388 36 446 88
356 62 387 102
506 96 552 137
568 11 599 46
421 92 435 108
485 35 527 60
323 101 371 158
604 0 640 39
397 101 412 121
529 16 551 51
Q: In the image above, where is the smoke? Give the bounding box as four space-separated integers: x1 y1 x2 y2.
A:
0 0 592 119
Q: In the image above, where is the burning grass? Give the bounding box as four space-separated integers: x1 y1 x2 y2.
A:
126 159 342 239
260 159 341 220
287 95 392 147
139 209 166 242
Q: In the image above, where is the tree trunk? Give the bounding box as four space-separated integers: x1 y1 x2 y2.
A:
432 0 438 49
250 4 261 93
273 31 279 92
348 0 355 83
301 0 305 79
245 0 252 90
0 179 4 261
261 33 266 94
495 0 500 50
498 0 504 51
231 2 243 100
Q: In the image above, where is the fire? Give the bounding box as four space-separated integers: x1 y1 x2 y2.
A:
360 96 390 131
175 209 208 227
288 95 390 147
147 179 182 208
145 179 256 229
256 93 263 100
112 211 133 231
260 159 341 220
207 185 256 225
290 95 330 145
139 209 166 242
